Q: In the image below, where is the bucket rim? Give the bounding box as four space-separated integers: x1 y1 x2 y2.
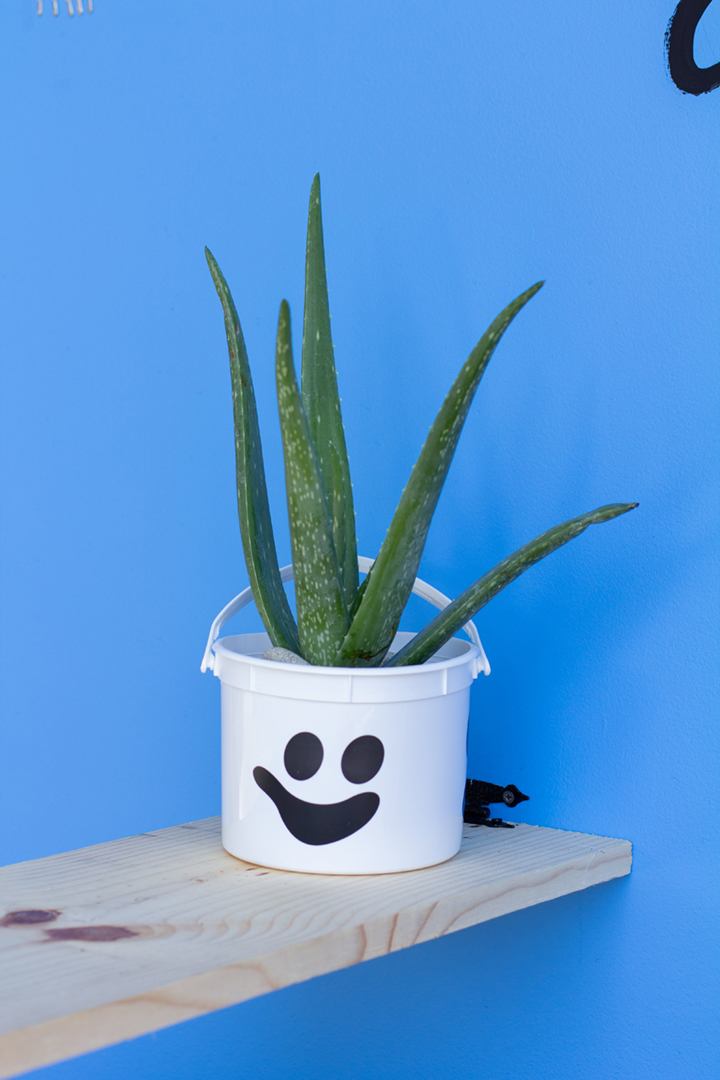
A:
212 629 479 677
201 557 490 679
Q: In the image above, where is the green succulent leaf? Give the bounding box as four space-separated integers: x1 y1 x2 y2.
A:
347 573 369 623
334 281 544 667
205 248 300 654
386 502 638 667
329 443 347 577
301 174 359 606
276 301 350 665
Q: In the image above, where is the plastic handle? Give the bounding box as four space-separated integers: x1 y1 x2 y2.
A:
200 556 490 677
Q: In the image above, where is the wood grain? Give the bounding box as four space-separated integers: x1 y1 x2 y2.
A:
0 818 631 1078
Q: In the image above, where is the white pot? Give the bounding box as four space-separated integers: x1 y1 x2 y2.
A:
201 557 490 875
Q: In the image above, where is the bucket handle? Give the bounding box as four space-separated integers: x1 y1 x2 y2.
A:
201 555 490 677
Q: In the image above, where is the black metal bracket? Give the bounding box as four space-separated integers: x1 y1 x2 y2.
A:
463 778 529 829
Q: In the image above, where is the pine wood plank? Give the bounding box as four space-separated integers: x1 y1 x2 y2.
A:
0 818 631 1078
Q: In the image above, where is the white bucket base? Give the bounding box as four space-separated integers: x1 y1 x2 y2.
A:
216 630 476 875
204 558 488 875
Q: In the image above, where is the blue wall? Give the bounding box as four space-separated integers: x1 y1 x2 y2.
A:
1 1 718 1077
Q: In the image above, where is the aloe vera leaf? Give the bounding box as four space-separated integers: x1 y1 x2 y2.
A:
386 502 638 667
329 443 347 576
205 249 300 654
301 174 359 605
334 281 544 667
348 573 369 622
276 300 350 665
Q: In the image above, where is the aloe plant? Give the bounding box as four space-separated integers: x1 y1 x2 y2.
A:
207 176 637 668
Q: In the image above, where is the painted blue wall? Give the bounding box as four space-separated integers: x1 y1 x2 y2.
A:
1 1 718 1077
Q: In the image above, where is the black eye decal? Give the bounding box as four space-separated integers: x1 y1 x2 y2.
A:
341 736 384 785
284 732 323 780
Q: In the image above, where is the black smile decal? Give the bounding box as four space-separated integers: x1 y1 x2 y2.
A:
253 767 380 846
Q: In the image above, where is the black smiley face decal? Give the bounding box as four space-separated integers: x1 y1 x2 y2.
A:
253 733 384 846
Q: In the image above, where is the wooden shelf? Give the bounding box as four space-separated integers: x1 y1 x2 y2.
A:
0 817 631 1079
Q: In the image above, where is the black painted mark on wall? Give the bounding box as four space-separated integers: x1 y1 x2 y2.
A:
666 0 720 94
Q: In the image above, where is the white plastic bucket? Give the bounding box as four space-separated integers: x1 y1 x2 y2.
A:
201 557 490 875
